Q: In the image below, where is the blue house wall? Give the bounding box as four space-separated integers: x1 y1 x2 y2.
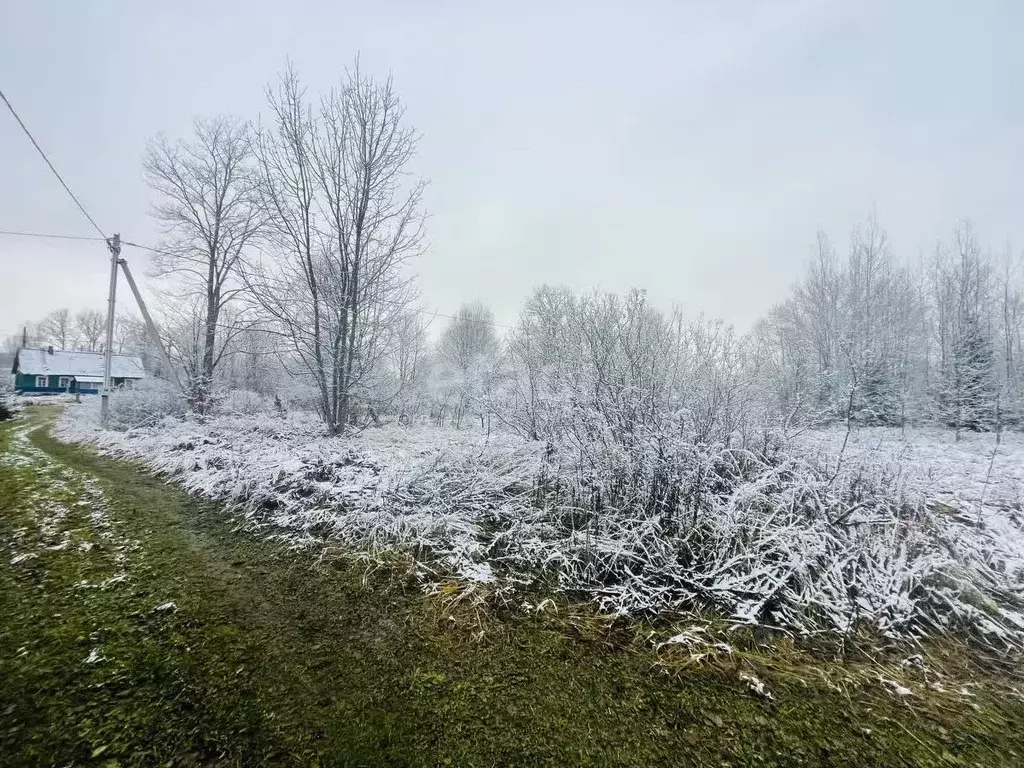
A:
14 373 133 394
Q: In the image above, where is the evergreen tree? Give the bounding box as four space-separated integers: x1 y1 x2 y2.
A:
941 311 996 434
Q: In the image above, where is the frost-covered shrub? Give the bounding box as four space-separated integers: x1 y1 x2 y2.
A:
105 379 185 430
216 389 271 416
497 288 772 452
56 398 1024 650
0 374 16 421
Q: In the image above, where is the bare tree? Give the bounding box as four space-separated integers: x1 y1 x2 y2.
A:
144 116 261 411
754 214 1015 435
76 309 106 352
386 309 430 421
436 302 500 427
113 313 147 354
40 308 72 350
394 310 429 392
246 62 425 435
755 213 931 428
995 247 1024 421
438 302 499 371
221 325 281 396
157 294 254 398
502 285 575 439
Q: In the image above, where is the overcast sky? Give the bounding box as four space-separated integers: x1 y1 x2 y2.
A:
2 1 1021 340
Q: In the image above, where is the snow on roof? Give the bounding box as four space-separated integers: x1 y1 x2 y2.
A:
14 348 146 379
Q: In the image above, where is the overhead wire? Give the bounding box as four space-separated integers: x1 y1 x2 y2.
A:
0 88 108 240
0 228 515 330
0 228 106 242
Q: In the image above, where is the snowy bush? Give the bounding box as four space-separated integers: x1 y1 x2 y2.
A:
45 278 1024 652
57 400 1024 651
103 379 186 430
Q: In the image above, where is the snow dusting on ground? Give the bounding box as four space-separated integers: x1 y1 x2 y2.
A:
1 414 141 674
796 427 1024 579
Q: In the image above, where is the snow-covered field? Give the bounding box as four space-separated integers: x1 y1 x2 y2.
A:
796 427 1024 576
54 400 1024 651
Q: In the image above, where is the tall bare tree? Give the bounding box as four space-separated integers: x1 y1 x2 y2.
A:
246 62 425 435
144 116 261 411
40 308 72 350
76 309 105 352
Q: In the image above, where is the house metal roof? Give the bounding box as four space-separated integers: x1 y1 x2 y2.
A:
13 348 146 379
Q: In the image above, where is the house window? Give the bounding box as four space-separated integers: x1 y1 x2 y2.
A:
35 376 48 388
58 377 72 389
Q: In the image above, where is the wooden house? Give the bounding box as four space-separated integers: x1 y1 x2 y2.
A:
10 347 146 394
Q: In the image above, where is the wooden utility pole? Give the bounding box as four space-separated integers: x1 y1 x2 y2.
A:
100 233 121 427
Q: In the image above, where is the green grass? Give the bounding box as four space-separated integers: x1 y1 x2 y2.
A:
1 406 1023 766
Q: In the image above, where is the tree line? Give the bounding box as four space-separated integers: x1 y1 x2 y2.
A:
9 59 1020 443
758 214 1020 437
6 308 139 355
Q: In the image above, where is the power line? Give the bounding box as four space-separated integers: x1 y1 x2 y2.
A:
0 88 108 239
1 228 516 330
0 228 106 242
122 240 177 259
